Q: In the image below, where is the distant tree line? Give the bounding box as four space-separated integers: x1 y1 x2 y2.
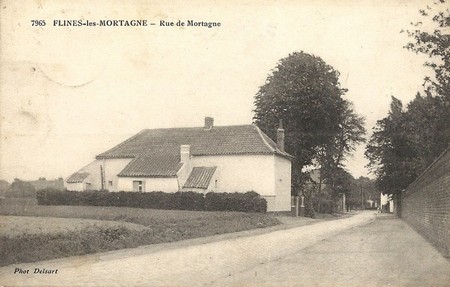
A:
0 178 65 198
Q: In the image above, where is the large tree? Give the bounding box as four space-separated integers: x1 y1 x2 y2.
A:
365 95 450 216
365 97 416 198
253 51 365 216
254 52 346 170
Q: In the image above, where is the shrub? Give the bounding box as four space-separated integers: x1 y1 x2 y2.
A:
205 191 267 213
173 191 205 211
37 188 79 205
304 196 315 218
37 189 267 213
313 197 335 214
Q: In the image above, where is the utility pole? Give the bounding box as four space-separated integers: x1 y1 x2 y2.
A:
100 165 104 190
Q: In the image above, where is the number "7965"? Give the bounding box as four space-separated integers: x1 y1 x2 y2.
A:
31 20 46 26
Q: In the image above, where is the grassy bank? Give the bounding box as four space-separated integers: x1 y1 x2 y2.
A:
0 216 154 266
0 205 279 266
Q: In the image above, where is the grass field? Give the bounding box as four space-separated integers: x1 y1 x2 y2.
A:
1 215 150 236
0 204 280 266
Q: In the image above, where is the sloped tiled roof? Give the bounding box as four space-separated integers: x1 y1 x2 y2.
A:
97 125 292 160
183 166 217 189
118 155 183 178
66 172 90 183
96 124 291 178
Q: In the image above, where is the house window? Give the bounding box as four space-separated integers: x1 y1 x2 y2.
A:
133 180 145 192
86 182 91 190
108 181 113 186
214 180 218 189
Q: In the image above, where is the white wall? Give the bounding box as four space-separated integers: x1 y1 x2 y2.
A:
261 195 276 212
176 162 190 189
380 193 394 212
274 155 292 211
65 182 84 191
102 158 133 191
190 154 275 196
380 193 388 205
117 177 179 193
189 154 292 211
65 158 132 191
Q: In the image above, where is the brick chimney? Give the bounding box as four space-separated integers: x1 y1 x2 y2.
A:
276 119 285 152
180 145 190 163
204 117 214 129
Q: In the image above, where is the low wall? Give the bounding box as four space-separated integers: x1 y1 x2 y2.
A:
401 147 450 257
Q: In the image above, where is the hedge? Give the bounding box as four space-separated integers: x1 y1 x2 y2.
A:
36 189 267 213
205 191 267 213
313 197 335 214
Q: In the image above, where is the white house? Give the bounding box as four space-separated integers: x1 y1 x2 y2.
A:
380 193 394 213
66 117 293 211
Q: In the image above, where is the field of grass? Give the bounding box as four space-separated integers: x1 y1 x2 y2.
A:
1 215 150 236
0 203 280 266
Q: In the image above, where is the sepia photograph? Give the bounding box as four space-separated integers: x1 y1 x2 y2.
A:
0 0 449 286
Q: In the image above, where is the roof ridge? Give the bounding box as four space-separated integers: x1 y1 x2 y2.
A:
96 129 147 158
253 125 276 153
253 125 294 159
96 124 293 161
142 124 254 131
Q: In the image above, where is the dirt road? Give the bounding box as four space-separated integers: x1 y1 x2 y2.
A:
1 212 448 286
215 215 450 287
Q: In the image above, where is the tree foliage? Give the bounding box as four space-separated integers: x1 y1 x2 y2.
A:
317 101 366 172
317 170 380 212
254 52 346 168
365 97 414 196
253 52 366 203
6 179 36 197
404 0 450 97
320 167 354 198
349 176 380 210
354 176 380 203
366 94 450 197
366 1 450 198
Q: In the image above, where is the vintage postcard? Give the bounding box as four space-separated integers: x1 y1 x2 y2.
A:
1 0 449 286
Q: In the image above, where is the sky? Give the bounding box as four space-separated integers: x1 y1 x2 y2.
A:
0 0 437 182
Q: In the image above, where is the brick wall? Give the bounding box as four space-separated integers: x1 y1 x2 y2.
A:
401 147 450 257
